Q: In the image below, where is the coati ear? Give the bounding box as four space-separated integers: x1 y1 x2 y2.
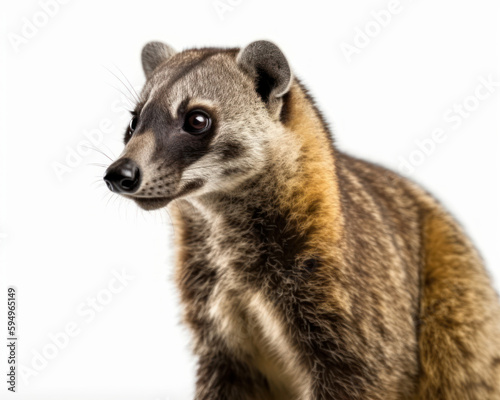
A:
141 41 176 79
237 41 292 104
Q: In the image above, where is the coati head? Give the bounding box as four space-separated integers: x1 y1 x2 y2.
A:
104 40 293 210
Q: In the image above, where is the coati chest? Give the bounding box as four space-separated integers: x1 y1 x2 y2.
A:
206 268 309 399
177 202 311 398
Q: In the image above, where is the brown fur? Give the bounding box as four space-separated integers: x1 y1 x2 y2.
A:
173 81 500 399
106 42 500 399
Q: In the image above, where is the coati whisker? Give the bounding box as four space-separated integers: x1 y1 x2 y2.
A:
113 64 141 102
106 82 137 108
104 65 140 104
87 163 109 168
82 144 114 162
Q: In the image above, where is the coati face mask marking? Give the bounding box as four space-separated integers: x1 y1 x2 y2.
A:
104 41 292 210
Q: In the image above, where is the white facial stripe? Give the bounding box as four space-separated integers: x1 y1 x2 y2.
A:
181 154 219 180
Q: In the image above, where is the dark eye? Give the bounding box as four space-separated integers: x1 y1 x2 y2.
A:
183 110 211 135
128 116 138 135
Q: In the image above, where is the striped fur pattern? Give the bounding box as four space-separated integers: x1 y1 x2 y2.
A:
106 41 500 399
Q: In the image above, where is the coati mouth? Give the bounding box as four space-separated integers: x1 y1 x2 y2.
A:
128 196 172 211
121 178 205 211
103 158 176 210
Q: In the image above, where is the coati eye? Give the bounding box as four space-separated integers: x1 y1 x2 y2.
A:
128 116 138 135
183 110 211 135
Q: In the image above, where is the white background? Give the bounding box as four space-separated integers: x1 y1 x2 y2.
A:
1 0 499 399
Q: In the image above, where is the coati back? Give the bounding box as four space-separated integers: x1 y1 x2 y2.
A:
104 41 500 399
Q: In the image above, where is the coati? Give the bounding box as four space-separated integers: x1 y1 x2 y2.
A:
103 40 500 399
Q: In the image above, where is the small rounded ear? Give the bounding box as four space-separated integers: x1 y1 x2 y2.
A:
141 41 176 79
236 40 292 103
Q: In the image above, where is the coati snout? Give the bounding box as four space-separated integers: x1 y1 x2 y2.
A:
104 41 292 210
103 158 141 193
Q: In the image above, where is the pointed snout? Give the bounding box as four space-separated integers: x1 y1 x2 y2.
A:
103 158 141 194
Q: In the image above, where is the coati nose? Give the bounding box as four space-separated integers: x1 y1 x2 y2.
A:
103 158 141 194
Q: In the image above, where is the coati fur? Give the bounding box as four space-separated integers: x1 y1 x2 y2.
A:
104 40 500 399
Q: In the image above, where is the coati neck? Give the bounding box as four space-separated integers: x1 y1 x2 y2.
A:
261 79 344 250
